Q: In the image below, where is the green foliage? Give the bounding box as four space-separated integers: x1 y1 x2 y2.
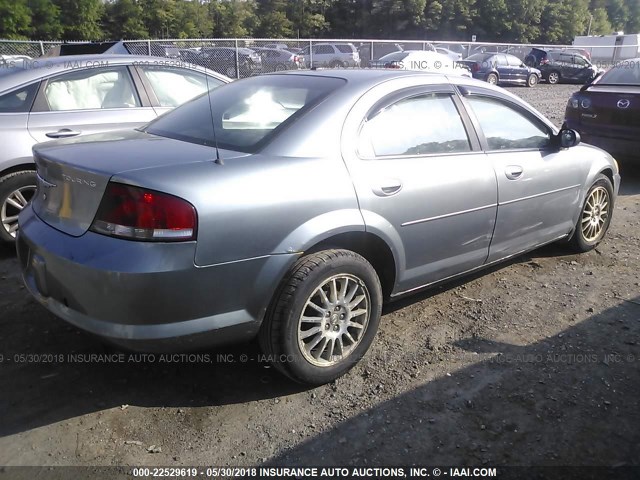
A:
104 0 148 39
29 0 63 40
54 0 104 40
0 0 639 43
0 0 31 39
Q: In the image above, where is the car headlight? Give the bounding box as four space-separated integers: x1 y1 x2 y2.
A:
569 98 579 109
580 98 592 109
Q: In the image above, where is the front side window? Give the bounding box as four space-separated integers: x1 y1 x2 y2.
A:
467 96 551 150
139 66 222 107
44 66 140 111
358 93 471 157
0 82 39 113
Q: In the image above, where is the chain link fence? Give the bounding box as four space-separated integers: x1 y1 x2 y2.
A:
1 38 638 78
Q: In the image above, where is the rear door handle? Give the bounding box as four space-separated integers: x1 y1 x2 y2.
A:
372 179 403 197
505 165 523 180
45 129 81 139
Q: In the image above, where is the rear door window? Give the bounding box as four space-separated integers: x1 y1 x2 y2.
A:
138 66 222 107
358 93 471 157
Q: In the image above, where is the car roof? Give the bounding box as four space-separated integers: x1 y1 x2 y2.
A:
0 54 227 93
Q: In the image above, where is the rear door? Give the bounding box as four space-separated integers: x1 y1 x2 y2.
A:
27 65 155 143
134 65 225 116
342 84 498 293
495 55 511 82
460 87 585 261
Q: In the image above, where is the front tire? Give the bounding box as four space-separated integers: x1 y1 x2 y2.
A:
259 249 383 385
526 73 539 87
568 174 614 252
0 170 37 243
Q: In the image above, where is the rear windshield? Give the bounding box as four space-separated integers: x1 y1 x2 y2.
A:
598 62 640 85
379 52 409 62
145 75 346 153
466 53 492 62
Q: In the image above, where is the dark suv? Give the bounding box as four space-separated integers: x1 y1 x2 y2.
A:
525 48 599 84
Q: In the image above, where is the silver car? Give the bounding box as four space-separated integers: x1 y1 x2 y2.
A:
0 54 229 242
18 70 620 385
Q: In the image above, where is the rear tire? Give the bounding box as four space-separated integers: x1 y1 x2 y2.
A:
486 73 498 85
547 71 560 84
568 174 614 252
0 170 37 243
259 249 382 385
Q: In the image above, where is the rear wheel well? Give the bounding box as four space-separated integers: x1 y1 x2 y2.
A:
1 164 36 179
306 232 397 299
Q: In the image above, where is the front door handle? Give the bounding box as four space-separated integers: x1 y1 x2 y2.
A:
372 179 403 197
45 129 81 139
505 165 523 180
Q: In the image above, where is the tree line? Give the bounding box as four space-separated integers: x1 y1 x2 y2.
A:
1 0 639 44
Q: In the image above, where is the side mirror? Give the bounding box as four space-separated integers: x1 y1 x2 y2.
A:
558 129 581 148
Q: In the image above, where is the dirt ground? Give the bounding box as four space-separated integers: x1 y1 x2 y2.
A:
0 84 639 470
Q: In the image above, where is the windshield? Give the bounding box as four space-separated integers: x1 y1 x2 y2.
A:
597 61 640 85
145 75 346 153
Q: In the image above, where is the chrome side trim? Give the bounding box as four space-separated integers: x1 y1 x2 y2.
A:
499 184 581 206
390 233 570 298
401 203 497 227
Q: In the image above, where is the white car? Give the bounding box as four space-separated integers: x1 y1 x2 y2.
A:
373 50 471 77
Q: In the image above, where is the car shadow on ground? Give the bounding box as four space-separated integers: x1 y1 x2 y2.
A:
270 297 640 467
0 241 617 439
618 162 640 196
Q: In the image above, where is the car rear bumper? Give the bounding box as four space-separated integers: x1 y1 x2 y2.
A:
17 204 297 351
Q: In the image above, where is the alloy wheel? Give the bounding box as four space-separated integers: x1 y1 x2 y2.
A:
581 186 609 242
297 274 370 367
1 185 36 238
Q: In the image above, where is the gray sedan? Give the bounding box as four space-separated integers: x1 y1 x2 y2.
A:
0 54 229 242
18 70 619 385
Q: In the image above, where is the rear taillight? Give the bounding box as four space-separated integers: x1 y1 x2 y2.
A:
90 183 197 241
541 58 549 65
471 63 480 72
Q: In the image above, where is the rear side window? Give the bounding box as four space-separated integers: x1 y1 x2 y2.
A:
139 66 222 107
336 45 355 53
0 82 39 113
507 55 522 67
358 93 471 157
145 75 345 153
467 96 551 150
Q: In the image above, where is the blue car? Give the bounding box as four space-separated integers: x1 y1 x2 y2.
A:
462 53 541 87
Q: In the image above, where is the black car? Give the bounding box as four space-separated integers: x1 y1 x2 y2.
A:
461 53 541 87
179 47 262 78
525 48 599 84
564 59 640 161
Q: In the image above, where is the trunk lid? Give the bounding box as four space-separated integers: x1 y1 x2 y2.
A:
31 129 245 237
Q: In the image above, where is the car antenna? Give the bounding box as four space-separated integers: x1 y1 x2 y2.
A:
204 62 223 165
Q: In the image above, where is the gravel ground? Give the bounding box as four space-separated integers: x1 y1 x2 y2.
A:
0 83 639 470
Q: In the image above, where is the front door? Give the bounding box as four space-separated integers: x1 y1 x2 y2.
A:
462 91 586 261
27 66 155 144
